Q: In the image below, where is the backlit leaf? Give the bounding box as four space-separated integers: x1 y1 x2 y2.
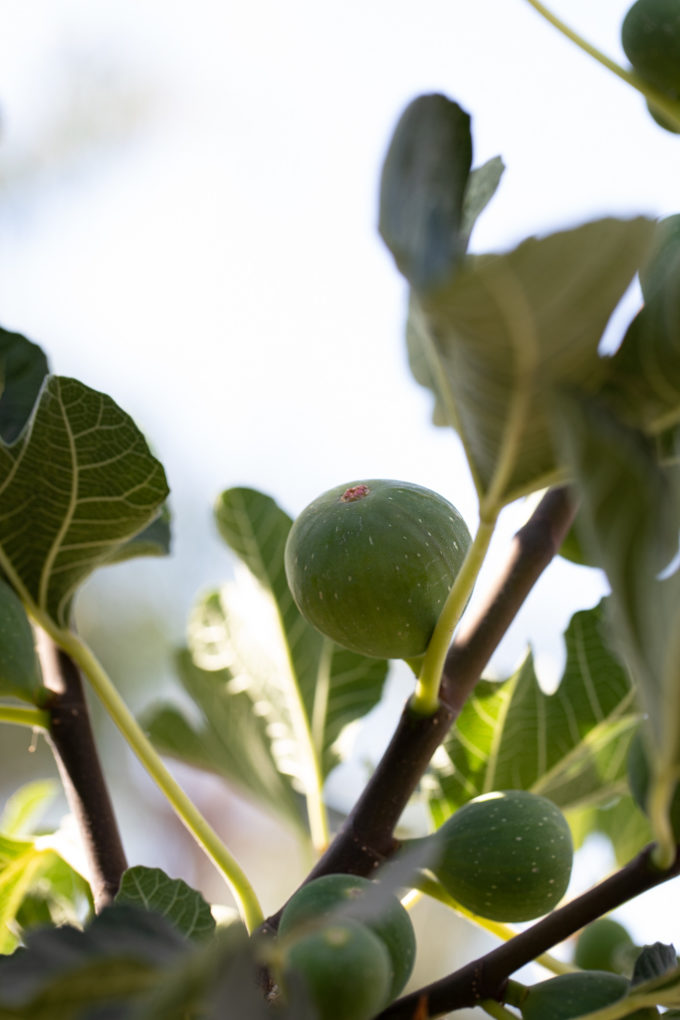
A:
115 866 215 943
407 217 654 505
425 601 638 826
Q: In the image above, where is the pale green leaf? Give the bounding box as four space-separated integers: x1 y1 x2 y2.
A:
569 794 653 867
426 601 638 826
145 648 305 833
146 488 387 838
0 376 169 627
0 836 50 954
212 488 387 774
115 866 215 943
460 155 505 250
0 780 58 838
409 217 655 505
555 392 680 858
0 577 44 704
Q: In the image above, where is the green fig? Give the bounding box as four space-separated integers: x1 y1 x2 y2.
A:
285 479 471 660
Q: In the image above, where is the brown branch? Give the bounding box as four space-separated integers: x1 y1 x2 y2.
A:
262 486 577 932
37 630 127 910
376 842 680 1018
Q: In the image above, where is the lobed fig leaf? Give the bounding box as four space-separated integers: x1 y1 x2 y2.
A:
278 873 416 1000
284 479 472 660
428 790 573 922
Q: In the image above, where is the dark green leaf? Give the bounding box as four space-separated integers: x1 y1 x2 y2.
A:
633 944 678 986
0 578 44 704
101 504 172 565
379 93 473 290
409 217 654 504
0 376 169 627
0 327 49 444
115 866 215 943
426 601 638 825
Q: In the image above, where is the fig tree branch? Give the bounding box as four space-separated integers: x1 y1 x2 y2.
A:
263 485 577 930
376 842 680 1018
37 630 128 911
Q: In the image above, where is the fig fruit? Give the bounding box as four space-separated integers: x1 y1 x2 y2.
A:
278 873 416 1000
430 790 573 922
521 971 657 1020
284 479 472 659
574 917 636 975
621 0 680 132
627 728 680 838
278 917 392 1020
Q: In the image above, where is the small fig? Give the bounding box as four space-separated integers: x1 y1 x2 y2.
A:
429 790 573 922
278 917 392 1020
284 479 472 660
278 873 416 1000
621 0 680 132
574 917 636 975
521 971 657 1020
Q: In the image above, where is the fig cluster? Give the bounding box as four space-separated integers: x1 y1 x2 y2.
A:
274 874 416 1019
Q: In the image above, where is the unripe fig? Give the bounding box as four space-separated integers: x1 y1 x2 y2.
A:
622 0 680 132
278 873 416 1000
627 728 680 838
284 479 472 660
278 918 392 1020
429 790 573 922
521 971 657 1020
574 917 636 975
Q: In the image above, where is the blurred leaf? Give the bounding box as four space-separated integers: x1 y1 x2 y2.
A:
0 835 47 954
632 944 678 986
0 904 187 1016
408 217 654 505
460 155 505 250
115 866 215 943
145 648 305 833
0 781 58 838
0 905 285 1020
570 794 653 867
555 393 680 860
604 214 680 432
0 578 44 704
0 376 169 627
379 93 473 290
0 326 49 444
426 601 638 826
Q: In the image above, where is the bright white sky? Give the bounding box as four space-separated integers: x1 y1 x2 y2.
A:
1 0 680 955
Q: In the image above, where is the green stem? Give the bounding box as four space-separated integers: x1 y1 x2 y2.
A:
480 1001 519 1020
412 515 497 715
40 622 264 932
523 0 680 131
0 704 50 729
413 871 575 976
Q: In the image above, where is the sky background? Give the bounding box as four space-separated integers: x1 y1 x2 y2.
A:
1 0 680 1008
